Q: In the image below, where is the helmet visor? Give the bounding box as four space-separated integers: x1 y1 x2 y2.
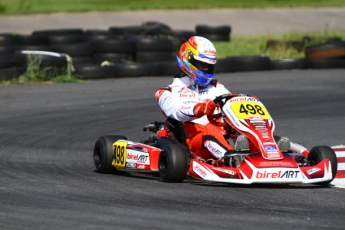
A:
190 55 215 74
195 73 213 87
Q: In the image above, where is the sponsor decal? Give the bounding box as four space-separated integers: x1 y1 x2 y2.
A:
265 145 278 152
206 142 224 158
203 49 216 55
252 123 267 128
138 155 149 163
199 90 209 95
255 170 300 179
264 145 280 157
194 164 207 177
180 93 196 98
136 164 146 169
181 106 192 110
126 162 136 168
229 97 247 103
213 168 236 175
249 116 263 121
259 132 269 137
183 100 198 104
246 97 258 102
259 162 294 167
250 118 266 127
307 168 321 175
266 152 280 158
127 153 138 160
257 128 268 134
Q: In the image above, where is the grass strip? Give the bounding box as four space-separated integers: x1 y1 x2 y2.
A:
215 30 345 59
0 0 344 15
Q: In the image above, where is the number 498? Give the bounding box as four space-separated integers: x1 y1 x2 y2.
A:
239 104 265 115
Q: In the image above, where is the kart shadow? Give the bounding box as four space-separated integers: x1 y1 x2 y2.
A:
94 170 334 189
94 169 163 182
113 171 161 181
187 179 334 189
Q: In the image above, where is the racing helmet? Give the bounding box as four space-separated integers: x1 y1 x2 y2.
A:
176 36 217 87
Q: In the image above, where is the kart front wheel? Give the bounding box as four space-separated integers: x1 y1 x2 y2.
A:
308 146 338 185
93 135 127 174
159 144 188 183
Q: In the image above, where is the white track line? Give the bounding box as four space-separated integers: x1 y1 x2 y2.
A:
332 145 345 189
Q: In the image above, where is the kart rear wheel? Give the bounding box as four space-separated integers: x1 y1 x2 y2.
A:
159 144 188 183
308 146 338 185
93 135 127 174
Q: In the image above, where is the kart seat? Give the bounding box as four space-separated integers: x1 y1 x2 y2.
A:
165 117 187 145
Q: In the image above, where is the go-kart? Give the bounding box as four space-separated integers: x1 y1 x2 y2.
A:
93 94 338 185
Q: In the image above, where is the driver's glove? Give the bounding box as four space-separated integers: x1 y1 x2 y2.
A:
193 99 217 118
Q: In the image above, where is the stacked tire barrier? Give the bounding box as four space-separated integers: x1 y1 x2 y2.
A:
266 37 345 70
305 41 345 69
196 25 231 42
0 21 344 81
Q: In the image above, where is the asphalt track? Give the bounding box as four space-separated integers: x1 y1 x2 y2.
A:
1 69 345 230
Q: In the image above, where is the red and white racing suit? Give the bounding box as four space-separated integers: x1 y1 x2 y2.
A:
155 76 234 160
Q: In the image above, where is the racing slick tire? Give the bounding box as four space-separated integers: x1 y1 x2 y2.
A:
159 144 188 183
93 135 128 174
307 146 338 185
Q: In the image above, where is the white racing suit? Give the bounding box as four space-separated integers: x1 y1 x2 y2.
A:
155 76 235 159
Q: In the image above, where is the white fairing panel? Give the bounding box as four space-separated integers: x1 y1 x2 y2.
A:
191 160 333 184
222 96 284 160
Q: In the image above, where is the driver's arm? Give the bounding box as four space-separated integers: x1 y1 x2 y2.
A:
155 88 197 122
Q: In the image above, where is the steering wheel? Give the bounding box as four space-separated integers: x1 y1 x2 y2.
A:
213 93 240 107
207 93 240 126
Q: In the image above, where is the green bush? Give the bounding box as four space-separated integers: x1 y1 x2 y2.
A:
0 2 7 13
1 54 82 85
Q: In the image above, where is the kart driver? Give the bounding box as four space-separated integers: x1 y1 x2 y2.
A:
155 36 247 165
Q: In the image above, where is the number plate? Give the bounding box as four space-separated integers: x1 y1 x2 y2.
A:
231 101 270 119
112 140 127 168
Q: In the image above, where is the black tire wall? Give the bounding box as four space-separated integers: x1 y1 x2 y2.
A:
1 22 345 81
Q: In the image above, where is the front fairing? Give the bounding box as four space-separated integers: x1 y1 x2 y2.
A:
221 96 284 160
